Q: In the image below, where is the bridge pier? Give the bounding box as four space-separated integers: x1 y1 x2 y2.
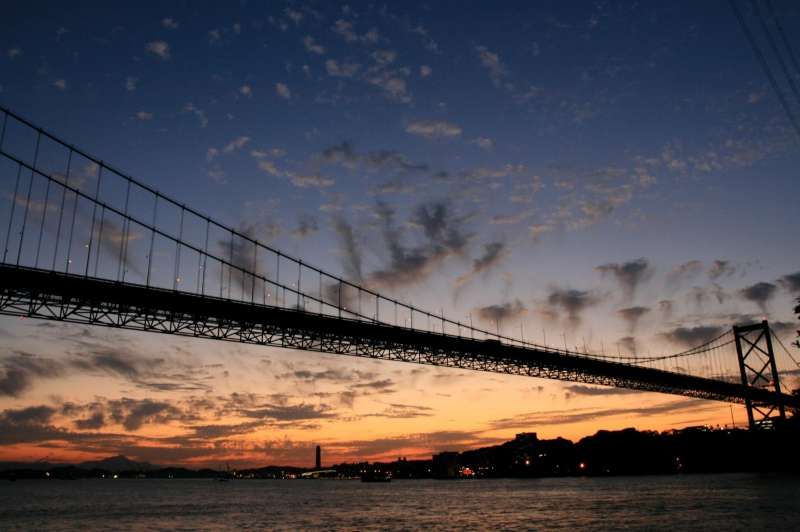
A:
733 321 786 430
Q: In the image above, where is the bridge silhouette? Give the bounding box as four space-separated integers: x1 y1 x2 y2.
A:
0 106 797 429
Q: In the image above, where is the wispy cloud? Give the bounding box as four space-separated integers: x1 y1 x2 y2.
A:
303 36 326 55
275 82 291 100
406 119 462 140
161 18 179 30
145 40 170 60
595 258 653 302
325 59 361 78
475 45 509 88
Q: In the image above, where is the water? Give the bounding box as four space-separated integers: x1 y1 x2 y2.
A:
1 474 798 530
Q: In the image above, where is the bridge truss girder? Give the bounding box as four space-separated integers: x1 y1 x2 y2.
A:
1 265 797 411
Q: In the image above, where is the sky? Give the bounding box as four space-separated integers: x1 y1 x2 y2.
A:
0 0 799 468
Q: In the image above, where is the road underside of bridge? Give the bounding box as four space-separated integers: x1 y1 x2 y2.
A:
1 264 797 412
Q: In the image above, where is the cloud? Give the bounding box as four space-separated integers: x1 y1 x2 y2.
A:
241 403 335 422
291 215 318 238
365 403 434 419
708 260 736 281
17 332 213 397
90 218 142 275
470 137 495 150
364 70 411 103
617 306 650 333
254 154 334 189
0 395 339 463
595 258 653 301
0 353 65 397
454 242 507 289
475 300 527 325
74 411 105 430
222 136 250 154
108 398 185 431
510 178 543 204
251 148 286 159
161 18 179 30
289 174 334 188
183 103 208 128
325 59 360 77
661 325 724 348
275 82 291 100
332 19 359 42
658 300 673 320
331 216 363 282
618 336 637 356
215 223 271 293
405 119 462 140
329 430 497 460
490 211 534 225
7 48 22 58
0 405 100 446
331 19 379 44
285 8 304 24
490 399 715 430
256 160 283 176
285 368 377 383
372 50 397 65
544 288 601 328
686 284 729 308
69 348 211 393
739 282 777 313
777 271 800 294
475 45 508 87
409 25 439 53
303 36 326 55
125 77 138 91
320 141 427 174
368 201 470 288
350 379 396 392
1 405 56 425
62 392 338 434
370 179 417 195
145 40 170 60
770 320 798 341
529 223 556 240
666 260 703 287
563 385 639 398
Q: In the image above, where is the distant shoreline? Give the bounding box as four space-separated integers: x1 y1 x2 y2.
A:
3 423 799 480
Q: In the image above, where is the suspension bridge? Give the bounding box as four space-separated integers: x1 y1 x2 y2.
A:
0 106 797 429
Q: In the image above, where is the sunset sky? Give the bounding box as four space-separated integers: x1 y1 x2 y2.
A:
1 1 799 468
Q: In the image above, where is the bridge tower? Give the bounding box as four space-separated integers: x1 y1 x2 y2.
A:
733 321 786 430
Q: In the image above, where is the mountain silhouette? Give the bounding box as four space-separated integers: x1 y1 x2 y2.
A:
76 455 156 472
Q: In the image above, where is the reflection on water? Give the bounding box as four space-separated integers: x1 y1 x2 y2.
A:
1 474 798 531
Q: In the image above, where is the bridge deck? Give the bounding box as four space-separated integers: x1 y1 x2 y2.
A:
0 264 796 408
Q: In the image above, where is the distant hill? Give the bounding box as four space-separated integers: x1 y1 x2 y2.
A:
76 455 157 472
0 461 56 471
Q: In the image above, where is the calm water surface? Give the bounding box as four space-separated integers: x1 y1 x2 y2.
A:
0 474 798 530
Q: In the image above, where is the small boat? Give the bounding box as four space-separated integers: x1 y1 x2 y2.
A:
360 470 391 483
